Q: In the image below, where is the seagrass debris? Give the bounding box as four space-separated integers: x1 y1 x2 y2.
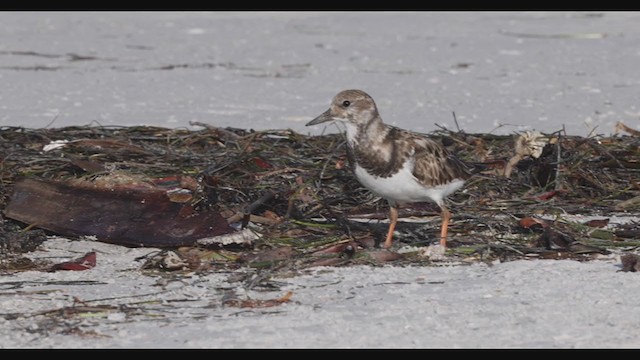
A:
0 123 639 270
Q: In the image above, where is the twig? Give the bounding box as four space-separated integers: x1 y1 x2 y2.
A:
244 190 276 215
0 280 106 290
554 129 563 191
225 190 276 227
586 140 627 169
452 111 461 132
433 124 474 148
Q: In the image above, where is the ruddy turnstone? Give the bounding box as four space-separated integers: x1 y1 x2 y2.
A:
306 89 471 249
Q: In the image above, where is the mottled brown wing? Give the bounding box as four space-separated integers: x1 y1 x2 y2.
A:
352 126 415 178
410 134 471 187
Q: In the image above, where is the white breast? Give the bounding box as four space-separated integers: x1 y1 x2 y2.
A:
353 160 465 207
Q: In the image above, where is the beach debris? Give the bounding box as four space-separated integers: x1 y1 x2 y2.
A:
196 228 260 248
536 228 609 255
240 246 297 268
175 247 240 270
504 131 548 178
42 139 70 152
367 249 404 262
419 244 446 260
305 242 357 267
140 250 188 271
527 190 561 201
4 177 235 247
583 218 610 228
222 291 293 308
311 241 357 257
50 251 96 271
536 228 574 250
0 215 47 253
614 222 640 239
620 254 640 272
1 124 639 270
518 217 549 230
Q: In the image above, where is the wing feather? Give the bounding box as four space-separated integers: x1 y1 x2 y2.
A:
410 134 471 187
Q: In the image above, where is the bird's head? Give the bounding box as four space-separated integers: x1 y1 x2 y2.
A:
306 89 379 127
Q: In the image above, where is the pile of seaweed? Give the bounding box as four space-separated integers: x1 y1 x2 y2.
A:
1 123 639 273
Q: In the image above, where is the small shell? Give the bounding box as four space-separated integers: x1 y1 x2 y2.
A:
196 228 260 247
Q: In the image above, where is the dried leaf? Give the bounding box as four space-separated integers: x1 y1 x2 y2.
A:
518 217 548 229
529 190 559 201
69 158 106 173
366 249 403 262
262 210 283 222
312 242 355 256
51 252 96 271
584 218 609 228
252 156 272 169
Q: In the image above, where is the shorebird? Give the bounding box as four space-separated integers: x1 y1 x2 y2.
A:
306 89 471 249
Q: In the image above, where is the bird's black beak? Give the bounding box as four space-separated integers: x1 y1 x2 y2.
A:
306 109 333 126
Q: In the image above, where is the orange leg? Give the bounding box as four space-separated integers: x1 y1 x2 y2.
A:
439 206 451 248
383 205 398 249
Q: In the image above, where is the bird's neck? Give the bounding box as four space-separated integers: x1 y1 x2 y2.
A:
346 116 387 148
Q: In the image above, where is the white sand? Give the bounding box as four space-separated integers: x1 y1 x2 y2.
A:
1 238 637 348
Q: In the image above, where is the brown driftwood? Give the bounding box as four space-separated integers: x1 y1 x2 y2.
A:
4 177 234 247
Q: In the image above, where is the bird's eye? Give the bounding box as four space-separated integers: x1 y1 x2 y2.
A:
342 100 351 107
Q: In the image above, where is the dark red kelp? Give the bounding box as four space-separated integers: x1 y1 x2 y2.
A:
4 177 234 247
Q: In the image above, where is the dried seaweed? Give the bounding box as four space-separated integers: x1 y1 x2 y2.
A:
1 124 639 271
